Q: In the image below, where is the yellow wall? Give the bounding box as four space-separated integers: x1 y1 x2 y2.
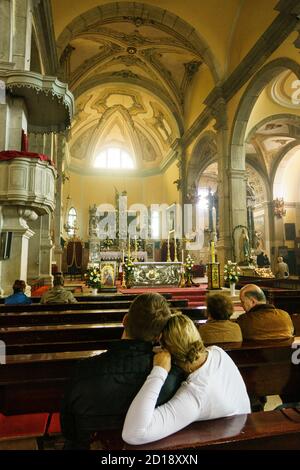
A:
228 0 277 73
64 169 176 240
184 65 214 129
162 161 179 205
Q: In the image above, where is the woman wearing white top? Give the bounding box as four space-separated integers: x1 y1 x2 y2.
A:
122 313 250 445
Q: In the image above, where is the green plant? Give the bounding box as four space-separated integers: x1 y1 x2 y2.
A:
85 265 101 288
123 257 135 281
224 260 239 283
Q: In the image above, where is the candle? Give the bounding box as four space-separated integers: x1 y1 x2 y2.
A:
128 235 131 258
122 249 124 263
211 241 215 264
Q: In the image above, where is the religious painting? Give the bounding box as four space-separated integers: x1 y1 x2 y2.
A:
145 241 155 261
166 204 176 233
100 261 117 287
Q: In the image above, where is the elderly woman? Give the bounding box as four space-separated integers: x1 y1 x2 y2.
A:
199 293 242 344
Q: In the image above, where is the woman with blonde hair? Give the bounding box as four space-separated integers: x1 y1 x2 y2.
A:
122 313 250 445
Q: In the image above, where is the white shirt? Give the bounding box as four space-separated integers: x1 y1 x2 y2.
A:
122 346 250 445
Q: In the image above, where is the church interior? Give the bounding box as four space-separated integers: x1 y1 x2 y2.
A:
1 0 300 452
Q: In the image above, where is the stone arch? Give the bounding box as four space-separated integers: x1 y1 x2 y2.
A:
186 131 217 190
231 58 300 170
271 139 300 188
57 2 221 83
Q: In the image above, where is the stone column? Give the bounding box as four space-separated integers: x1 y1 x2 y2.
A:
210 95 248 270
52 133 65 271
0 206 35 294
7 96 28 150
0 0 13 67
12 0 33 70
27 217 41 281
39 213 53 285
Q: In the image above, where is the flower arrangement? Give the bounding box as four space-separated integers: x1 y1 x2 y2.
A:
84 265 101 288
123 257 135 286
103 236 114 249
224 260 239 284
184 254 194 272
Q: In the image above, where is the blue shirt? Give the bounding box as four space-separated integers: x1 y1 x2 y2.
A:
4 292 32 305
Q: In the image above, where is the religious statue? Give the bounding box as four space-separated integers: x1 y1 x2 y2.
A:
89 204 98 237
239 228 250 263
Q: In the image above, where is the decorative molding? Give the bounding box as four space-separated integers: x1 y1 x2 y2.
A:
0 70 75 133
32 0 59 75
0 158 57 214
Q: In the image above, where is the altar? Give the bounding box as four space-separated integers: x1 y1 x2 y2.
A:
131 262 182 287
100 251 147 262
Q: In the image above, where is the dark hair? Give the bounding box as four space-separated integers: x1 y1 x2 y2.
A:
243 288 266 302
13 280 26 293
127 293 172 342
53 274 64 287
206 293 233 320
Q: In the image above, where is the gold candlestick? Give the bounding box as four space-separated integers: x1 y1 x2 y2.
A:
134 236 138 262
174 237 178 262
167 235 171 262
121 264 127 288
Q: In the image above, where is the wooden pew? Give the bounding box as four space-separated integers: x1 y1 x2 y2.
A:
1 338 299 416
0 298 188 313
0 306 206 328
0 293 173 304
92 408 300 450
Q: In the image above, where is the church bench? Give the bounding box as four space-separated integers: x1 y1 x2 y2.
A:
0 338 299 415
0 298 188 313
0 306 207 328
92 408 300 451
0 293 173 304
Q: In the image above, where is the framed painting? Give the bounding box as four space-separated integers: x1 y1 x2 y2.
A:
100 261 117 287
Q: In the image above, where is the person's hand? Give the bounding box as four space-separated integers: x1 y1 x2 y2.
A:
153 349 171 372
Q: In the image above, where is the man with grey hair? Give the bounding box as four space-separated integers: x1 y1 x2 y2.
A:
237 284 293 341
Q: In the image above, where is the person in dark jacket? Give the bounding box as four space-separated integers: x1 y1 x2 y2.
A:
4 280 32 305
60 292 184 449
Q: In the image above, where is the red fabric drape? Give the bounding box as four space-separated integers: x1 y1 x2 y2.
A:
0 150 54 166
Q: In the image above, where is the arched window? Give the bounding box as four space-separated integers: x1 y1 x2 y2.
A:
67 207 77 236
94 148 134 169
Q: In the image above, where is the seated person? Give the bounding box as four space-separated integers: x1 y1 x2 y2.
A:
199 293 242 344
122 313 250 445
275 256 289 279
237 284 294 340
256 251 270 268
40 274 77 304
60 293 184 449
4 279 32 305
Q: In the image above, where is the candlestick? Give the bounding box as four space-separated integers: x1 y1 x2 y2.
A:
128 235 131 258
134 236 138 262
211 241 215 264
167 235 171 262
174 237 178 262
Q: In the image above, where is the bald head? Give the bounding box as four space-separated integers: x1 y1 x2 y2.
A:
240 284 266 312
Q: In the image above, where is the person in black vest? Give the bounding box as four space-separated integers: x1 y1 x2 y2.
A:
60 293 184 449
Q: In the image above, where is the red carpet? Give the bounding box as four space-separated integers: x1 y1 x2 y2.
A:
118 286 208 306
